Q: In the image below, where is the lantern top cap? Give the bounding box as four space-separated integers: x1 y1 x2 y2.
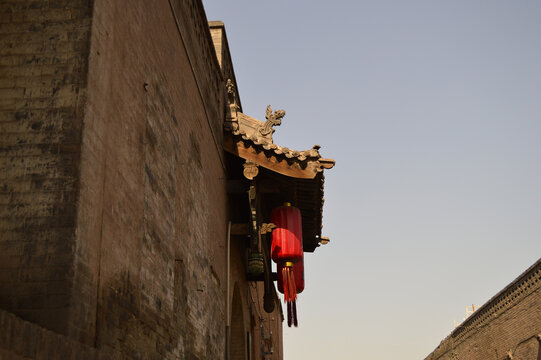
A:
284 202 292 207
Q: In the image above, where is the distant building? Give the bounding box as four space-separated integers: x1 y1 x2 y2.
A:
0 1 334 359
425 259 541 360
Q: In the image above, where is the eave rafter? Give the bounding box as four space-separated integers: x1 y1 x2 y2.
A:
223 135 333 179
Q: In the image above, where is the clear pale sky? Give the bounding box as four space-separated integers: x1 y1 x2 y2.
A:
202 1 541 359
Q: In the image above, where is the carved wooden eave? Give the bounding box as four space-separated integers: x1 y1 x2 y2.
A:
223 102 335 252
224 111 335 180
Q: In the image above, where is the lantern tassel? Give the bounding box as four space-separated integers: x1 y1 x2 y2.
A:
287 301 292 327
290 267 297 301
282 264 298 327
292 300 298 327
282 266 289 302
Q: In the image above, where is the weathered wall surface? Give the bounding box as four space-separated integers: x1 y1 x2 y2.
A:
1 0 232 358
209 21 241 112
229 237 284 360
0 0 92 335
248 282 283 360
0 0 286 358
73 0 228 357
0 308 113 360
229 237 250 360
425 260 541 360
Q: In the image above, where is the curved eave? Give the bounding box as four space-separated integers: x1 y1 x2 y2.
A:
224 129 335 252
224 134 334 179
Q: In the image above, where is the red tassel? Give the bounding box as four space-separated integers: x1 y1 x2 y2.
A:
292 300 298 327
289 268 296 301
282 265 297 303
282 266 289 301
287 301 292 327
282 264 299 327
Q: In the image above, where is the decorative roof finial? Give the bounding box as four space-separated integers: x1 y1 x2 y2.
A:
225 79 239 130
258 105 285 138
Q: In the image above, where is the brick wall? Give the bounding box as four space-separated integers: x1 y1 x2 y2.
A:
229 235 284 360
425 259 541 360
228 233 251 360
0 0 282 358
169 0 224 149
71 0 228 357
248 282 284 360
0 308 114 360
0 0 93 336
209 21 242 112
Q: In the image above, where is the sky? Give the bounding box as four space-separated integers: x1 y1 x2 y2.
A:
202 1 541 359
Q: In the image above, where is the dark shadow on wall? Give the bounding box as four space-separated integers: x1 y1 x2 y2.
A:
92 260 211 359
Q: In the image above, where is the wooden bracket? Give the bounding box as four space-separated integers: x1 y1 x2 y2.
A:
243 160 259 180
259 223 276 235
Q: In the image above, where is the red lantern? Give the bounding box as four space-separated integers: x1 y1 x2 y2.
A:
271 202 303 327
271 203 303 262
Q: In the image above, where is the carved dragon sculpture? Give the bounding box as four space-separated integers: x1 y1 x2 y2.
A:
258 105 285 137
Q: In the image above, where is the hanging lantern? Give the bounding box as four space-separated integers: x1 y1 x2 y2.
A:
271 202 303 327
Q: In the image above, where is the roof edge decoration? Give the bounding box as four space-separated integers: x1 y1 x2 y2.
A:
223 83 335 179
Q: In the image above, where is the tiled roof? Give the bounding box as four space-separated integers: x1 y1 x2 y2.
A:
223 103 335 252
224 108 335 179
